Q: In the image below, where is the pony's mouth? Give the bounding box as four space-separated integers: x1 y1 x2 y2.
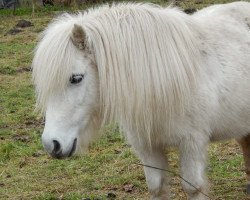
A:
68 138 77 157
51 138 77 159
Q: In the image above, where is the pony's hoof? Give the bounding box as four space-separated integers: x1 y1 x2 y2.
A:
247 184 250 194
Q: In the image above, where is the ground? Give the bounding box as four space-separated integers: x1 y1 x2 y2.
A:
0 0 249 199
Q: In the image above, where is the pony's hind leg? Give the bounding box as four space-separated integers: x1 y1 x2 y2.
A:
179 135 210 200
237 135 250 194
134 147 169 200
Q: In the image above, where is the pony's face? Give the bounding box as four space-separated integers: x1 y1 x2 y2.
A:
38 24 100 159
42 54 100 159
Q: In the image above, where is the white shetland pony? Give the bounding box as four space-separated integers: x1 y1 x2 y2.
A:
32 2 250 199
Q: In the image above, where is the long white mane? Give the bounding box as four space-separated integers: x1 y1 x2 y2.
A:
32 3 202 145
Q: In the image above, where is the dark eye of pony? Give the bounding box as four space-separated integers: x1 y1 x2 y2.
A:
69 74 84 84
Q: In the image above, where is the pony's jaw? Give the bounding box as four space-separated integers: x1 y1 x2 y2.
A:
38 53 99 159
41 89 88 159
41 100 94 159
41 115 95 159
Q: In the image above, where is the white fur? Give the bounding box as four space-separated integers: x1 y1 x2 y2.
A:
32 2 250 199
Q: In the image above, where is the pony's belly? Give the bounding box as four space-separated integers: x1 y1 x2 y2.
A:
210 125 250 142
210 132 241 142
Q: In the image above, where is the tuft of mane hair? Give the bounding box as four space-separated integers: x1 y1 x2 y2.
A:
32 3 202 145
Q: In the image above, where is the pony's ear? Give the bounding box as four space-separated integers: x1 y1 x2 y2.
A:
71 24 86 50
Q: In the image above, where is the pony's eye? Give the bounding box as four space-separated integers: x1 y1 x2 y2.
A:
70 74 84 84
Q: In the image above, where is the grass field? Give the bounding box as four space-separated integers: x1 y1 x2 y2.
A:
0 0 249 199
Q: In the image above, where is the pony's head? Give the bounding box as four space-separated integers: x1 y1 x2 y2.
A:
32 16 101 159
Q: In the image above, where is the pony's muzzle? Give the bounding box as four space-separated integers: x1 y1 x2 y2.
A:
49 138 77 159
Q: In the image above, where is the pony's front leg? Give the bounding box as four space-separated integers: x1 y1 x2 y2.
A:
135 147 169 200
179 136 209 200
237 135 250 194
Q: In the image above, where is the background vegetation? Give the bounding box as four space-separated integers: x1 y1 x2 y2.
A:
0 0 248 199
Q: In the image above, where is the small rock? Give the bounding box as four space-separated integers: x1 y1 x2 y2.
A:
16 20 33 28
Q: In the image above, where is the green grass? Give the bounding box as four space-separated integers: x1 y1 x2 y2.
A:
0 1 249 199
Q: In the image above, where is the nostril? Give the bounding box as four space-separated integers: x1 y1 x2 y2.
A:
52 140 62 159
49 139 77 159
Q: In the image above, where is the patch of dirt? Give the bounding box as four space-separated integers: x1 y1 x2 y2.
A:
32 150 44 157
12 134 31 143
0 124 9 129
195 0 203 4
19 161 27 168
5 27 22 36
16 67 31 73
6 174 11 178
15 20 33 28
24 118 45 128
123 184 134 193
174 0 182 6
19 157 36 169
114 149 122 154
107 192 116 199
